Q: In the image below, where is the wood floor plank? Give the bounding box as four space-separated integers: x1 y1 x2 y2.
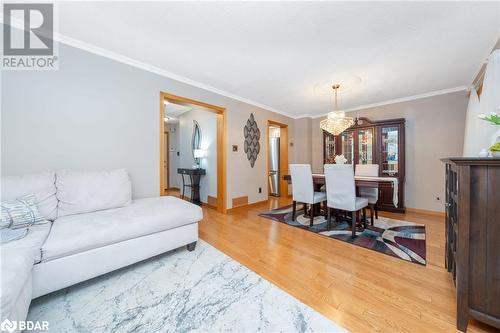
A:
173 192 497 333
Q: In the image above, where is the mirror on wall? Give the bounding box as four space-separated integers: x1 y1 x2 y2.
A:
191 120 202 160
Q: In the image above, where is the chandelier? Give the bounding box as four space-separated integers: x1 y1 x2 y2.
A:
320 84 354 135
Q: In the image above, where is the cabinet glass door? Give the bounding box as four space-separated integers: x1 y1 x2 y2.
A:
381 126 399 176
341 131 354 164
323 132 336 164
358 128 374 164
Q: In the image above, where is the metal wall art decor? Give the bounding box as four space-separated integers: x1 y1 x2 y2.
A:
191 120 202 159
243 113 260 168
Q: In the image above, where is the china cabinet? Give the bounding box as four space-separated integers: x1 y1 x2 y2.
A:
323 117 405 212
341 131 355 164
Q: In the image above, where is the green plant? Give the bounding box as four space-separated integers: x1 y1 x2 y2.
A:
490 142 500 152
478 112 500 125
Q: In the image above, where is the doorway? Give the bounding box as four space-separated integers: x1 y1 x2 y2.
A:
159 92 227 213
267 120 289 198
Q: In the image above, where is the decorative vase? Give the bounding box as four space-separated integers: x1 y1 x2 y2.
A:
334 154 347 164
479 149 489 158
492 151 500 158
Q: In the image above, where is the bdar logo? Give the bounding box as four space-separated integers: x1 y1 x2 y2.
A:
0 319 17 333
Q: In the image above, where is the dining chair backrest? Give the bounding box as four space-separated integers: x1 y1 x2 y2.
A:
355 164 379 177
290 164 314 204
324 164 356 211
355 164 379 200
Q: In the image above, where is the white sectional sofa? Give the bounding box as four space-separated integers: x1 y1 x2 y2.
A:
0 169 202 329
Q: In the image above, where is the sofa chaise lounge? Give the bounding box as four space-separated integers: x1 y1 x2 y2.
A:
0 169 202 330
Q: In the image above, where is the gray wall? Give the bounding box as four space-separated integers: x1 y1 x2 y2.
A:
308 91 468 212
1 42 296 208
292 117 312 164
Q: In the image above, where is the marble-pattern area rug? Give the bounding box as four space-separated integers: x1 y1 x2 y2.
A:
27 240 346 333
260 205 426 266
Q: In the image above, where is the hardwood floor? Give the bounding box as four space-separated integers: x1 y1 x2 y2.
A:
170 190 496 332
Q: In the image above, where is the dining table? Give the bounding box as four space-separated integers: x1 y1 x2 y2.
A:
283 173 399 207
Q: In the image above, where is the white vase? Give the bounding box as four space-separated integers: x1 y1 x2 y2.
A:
479 149 489 157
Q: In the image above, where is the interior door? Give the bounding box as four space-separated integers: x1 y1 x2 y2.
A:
164 132 169 189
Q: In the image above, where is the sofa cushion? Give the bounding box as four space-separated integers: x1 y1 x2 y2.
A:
2 269 32 325
42 196 202 262
1 228 29 244
1 194 48 230
1 172 57 221
1 223 52 263
56 169 132 217
0 245 35 322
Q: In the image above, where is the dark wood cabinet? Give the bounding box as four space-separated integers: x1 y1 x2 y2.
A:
442 157 500 332
323 117 405 212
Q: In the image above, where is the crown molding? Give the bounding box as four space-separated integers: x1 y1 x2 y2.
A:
308 86 468 119
50 32 297 119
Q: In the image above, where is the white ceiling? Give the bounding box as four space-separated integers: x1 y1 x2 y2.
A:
57 2 500 118
164 102 192 119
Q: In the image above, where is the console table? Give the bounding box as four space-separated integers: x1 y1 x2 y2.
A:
442 157 500 331
178 168 205 206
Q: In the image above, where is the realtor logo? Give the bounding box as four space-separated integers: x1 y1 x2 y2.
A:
2 2 58 70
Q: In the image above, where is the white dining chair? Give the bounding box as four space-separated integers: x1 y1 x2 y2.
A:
355 164 379 225
324 164 368 238
290 164 326 226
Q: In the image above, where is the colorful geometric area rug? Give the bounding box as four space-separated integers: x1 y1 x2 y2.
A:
259 205 426 265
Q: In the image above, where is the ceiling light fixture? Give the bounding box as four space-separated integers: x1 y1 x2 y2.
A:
319 84 354 136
